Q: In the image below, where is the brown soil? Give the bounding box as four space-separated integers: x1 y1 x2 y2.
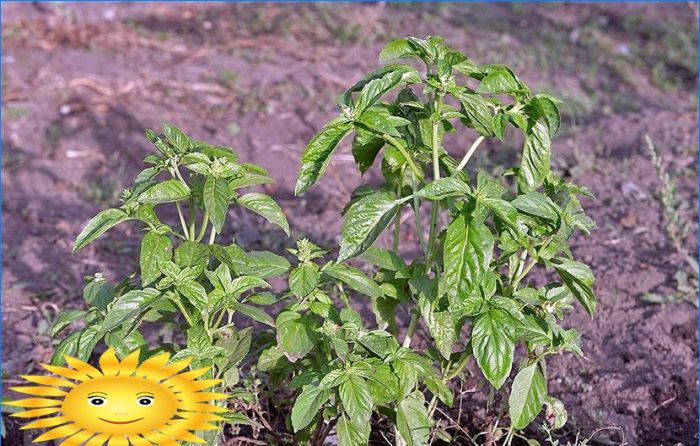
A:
1 3 697 445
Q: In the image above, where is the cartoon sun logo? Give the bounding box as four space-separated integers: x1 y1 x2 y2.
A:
6 348 228 445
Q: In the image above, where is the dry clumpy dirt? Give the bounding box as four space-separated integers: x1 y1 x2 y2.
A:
1 3 697 445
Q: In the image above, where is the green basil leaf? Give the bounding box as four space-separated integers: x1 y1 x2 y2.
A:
237 193 290 236
544 396 568 429
339 376 373 425
83 277 115 310
105 328 145 360
140 232 172 286
336 414 369 446
420 300 460 360
257 346 288 373
102 288 161 332
73 208 131 253
509 362 547 429
247 292 277 306
291 384 331 432
364 363 400 406
359 246 410 278
351 134 384 174
397 392 430 446
358 331 399 359
233 303 275 327
528 94 561 137
415 177 471 201
174 241 209 271
228 163 273 190
295 119 353 195
50 330 82 365
229 275 270 297
338 191 408 262
196 143 239 162
323 263 382 299
342 65 420 112
242 250 291 279
289 264 319 298
177 281 208 309
77 325 103 361
48 310 86 337
379 38 416 63
476 67 523 95
204 175 231 233
425 374 453 408
443 214 494 306
512 191 560 222
138 180 190 205
552 258 596 316
518 122 551 192
276 311 319 362
452 89 495 136
161 123 191 153
355 109 405 137
472 308 514 389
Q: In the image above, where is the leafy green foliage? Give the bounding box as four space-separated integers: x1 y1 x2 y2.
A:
53 35 597 446
59 123 288 442
290 35 597 444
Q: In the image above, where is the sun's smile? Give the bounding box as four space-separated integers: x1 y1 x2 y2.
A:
98 417 144 424
7 348 230 445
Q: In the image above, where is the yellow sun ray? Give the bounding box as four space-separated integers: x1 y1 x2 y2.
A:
125 433 153 446
8 347 231 445
40 364 93 382
107 435 129 446
64 356 102 378
10 407 61 418
58 429 95 446
9 385 68 397
159 421 207 443
134 352 170 378
34 422 82 442
98 348 120 376
19 415 69 430
167 413 220 431
180 378 224 392
151 357 192 381
84 432 111 446
5 397 61 408
20 374 76 388
116 350 140 376
163 367 210 387
141 430 180 446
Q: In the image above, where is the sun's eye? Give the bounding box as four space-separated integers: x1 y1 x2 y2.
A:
88 396 106 406
137 396 154 406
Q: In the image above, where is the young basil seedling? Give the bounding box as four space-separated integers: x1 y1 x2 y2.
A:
56 123 292 443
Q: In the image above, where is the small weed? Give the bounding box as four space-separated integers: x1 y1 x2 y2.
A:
4 105 30 120
642 254 698 307
215 69 239 91
44 123 63 150
644 134 691 254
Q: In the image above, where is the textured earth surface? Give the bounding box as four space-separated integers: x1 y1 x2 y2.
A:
1 3 697 445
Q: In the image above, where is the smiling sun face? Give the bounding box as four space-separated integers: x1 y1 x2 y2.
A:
7 348 228 446
62 375 179 436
